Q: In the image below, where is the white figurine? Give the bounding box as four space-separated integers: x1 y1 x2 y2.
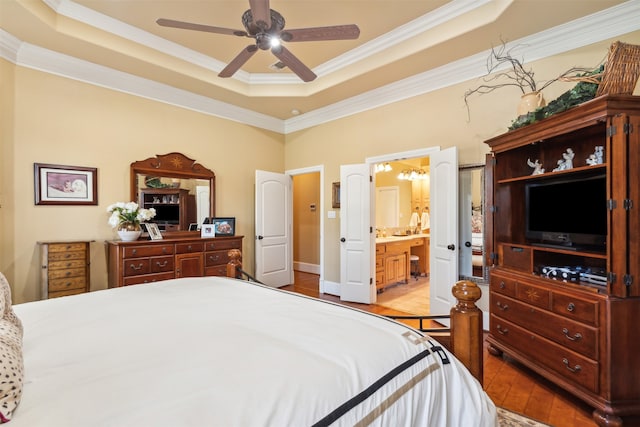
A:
586 146 604 166
553 148 574 172
527 158 545 175
562 148 574 170
586 154 598 166
553 159 566 172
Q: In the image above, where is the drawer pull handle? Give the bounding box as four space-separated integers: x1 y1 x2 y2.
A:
187 245 193 251
562 328 582 341
562 358 582 373
497 325 509 335
496 301 509 311
162 247 167 253
567 303 575 312
156 261 168 267
129 263 144 271
209 255 221 262
499 281 505 289
132 249 137 255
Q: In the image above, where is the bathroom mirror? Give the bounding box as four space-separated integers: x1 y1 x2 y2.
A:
130 152 215 233
459 164 486 281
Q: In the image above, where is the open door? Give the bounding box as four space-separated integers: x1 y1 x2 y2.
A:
255 170 293 287
429 147 458 319
339 163 375 304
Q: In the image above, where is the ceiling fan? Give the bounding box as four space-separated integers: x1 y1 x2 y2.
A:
157 0 360 82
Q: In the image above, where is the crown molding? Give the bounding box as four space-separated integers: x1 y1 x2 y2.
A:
2 1 639 135
284 1 640 133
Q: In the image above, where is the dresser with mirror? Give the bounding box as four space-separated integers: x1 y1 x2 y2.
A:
106 153 243 287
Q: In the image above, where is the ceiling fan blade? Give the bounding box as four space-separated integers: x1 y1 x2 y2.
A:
280 25 360 42
157 18 247 37
249 0 271 30
218 45 259 78
271 45 317 82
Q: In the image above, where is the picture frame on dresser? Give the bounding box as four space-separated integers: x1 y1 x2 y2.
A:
34 163 98 205
201 223 215 238
145 223 163 240
212 217 235 236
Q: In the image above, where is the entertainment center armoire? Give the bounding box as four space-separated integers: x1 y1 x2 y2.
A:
484 95 640 426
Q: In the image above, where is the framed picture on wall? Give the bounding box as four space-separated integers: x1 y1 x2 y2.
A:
34 163 98 205
212 217 235 236
332 182 340 208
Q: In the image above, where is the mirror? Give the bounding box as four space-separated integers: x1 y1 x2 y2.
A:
130 152 215 233
459 164 486 281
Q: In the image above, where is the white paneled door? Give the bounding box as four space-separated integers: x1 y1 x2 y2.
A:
255 170 293 287
429 147 459 320
340 164 375 304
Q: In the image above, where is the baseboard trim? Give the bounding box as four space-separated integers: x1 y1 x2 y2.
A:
294 262 320 275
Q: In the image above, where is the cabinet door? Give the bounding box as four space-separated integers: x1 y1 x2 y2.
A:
176 253 204 278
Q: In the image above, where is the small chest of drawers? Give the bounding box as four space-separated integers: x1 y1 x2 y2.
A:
38 240 92 299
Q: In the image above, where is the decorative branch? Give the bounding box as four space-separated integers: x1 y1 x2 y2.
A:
464 40 595 120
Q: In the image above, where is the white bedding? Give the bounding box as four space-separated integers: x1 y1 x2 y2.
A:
12 277 496 426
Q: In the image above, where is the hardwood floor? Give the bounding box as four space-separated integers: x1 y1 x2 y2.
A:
283 271 604 427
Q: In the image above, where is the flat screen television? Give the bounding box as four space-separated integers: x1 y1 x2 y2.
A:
152 205 179 225
525 174 606 249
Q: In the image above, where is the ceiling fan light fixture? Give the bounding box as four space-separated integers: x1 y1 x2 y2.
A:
270 37 281 48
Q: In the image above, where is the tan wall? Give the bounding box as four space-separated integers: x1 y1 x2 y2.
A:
283 34 640 284
4 65 284 303
3 32 639 301
292 173 320 266
1 60 16 291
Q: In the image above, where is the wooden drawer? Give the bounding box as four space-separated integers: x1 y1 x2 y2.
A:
205 250 231 267
376 244 386 255
490 273 517 298
409 238 425 247
204 265 228 276
48 250 86 262
122 258 151 276
385 241 409 253
204 239 242 251
376 270 384 289
376 256 384 270
124 245 173 258
149 255 174 273
516 281 551 310
500 244 531 271
490 315 598 393
552 292 599 326
47 243 86 253
123 272 175 286
176 242 204 254
48 259 86 270
49 276 87 293
491 293 597 359
48 267 86 280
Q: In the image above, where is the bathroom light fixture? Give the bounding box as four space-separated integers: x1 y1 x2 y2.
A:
375 163 392 173
397 168 428 181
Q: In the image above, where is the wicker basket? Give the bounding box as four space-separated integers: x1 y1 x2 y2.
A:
596 41 640 96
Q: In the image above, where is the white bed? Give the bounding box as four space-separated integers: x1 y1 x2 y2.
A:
7 276 496 426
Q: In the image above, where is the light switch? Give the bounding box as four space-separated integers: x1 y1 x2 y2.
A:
327 210 336 218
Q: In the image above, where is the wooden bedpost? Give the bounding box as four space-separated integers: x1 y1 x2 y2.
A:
226 249 242 279
450 280 483 385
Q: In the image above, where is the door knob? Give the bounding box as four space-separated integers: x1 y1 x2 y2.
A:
447 244 455 250
257 235 264 240
340 238 346 242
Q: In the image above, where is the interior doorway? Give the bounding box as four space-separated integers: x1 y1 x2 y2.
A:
287 166 324 288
